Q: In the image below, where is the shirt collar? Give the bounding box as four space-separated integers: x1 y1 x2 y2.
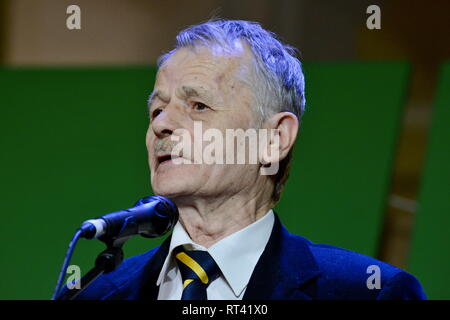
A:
156 209 275 297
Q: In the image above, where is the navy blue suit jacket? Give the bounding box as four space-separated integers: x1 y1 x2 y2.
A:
73 213 426 300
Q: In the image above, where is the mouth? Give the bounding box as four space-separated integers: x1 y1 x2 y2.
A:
156 154 183 167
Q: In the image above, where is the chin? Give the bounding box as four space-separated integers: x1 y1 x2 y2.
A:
151 166 198 198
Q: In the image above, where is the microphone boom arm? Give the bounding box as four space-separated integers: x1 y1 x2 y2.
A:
57 246 124 300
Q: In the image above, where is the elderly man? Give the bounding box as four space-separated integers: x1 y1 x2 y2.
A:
75 19 426 300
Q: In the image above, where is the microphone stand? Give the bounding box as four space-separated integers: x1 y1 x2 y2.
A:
57 230 134 300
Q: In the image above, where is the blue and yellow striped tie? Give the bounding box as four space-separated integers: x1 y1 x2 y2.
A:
174 246 221 300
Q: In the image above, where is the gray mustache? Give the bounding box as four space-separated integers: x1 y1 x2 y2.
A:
153 138 183 157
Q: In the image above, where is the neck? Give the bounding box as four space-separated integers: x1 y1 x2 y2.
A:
173 189 272 248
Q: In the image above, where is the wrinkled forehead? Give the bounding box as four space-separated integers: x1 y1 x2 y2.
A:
155 41 254 86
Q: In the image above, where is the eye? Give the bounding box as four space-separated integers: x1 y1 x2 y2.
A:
151 108 162 119
193 102 209 111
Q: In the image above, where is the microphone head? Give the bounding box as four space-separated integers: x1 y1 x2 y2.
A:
133 195 179 238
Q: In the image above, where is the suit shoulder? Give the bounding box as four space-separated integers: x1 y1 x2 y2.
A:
308 240 402 279
288 234 426 299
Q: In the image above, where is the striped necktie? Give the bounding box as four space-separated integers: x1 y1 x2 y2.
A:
174 246 221 300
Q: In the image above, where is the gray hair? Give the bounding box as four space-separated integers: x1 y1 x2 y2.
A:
158 19 306 122
157 19 307 204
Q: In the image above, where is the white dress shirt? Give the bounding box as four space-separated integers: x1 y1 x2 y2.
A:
157 209 275 300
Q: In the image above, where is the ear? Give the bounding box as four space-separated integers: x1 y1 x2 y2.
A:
260 112 299 165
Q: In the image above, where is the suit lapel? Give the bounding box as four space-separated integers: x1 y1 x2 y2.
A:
243 213 321 300
137 235 172 300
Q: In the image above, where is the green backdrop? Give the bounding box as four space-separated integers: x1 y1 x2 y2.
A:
0 62 409 299
409 62 450 299
276 62 408 257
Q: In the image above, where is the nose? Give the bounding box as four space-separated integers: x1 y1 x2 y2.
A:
151 103 183 139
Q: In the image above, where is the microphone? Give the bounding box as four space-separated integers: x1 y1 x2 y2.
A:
79 195 179 241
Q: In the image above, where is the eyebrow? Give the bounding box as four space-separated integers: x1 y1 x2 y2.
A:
147 90 170 110
178 85 214 104
147 85 215 114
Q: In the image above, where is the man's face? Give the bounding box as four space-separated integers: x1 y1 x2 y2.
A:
146 44 260 201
